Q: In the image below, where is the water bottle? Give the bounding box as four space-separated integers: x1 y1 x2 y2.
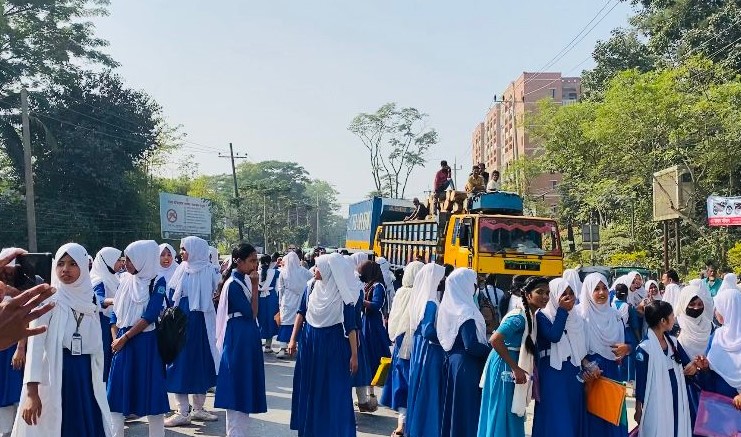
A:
501 371 530 383
576 361 599 383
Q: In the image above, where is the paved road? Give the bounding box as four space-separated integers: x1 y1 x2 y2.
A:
127 352 637 436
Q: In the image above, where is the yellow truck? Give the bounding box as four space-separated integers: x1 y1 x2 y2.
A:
368 192 564 281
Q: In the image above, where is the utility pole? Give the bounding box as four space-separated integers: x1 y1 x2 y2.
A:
315 191 320 246
218 143 248 241
452 157 464 190
20 88 37 251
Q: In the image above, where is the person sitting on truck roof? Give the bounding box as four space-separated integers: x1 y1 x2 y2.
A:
404 198 429 221
486 170 501 192
434 161 454 196
465 166 486 194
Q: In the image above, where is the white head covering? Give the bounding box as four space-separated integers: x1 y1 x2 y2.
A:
675 285 713 359
562 269 583 303
158 243 179 285
436 268 487 352
541 278 587 370
719 273 739 294
408 263 446 335
170 236 218 311
376 256 396 293
305 253 359 328
90 247 121 318
280 251 310 291
350 252 368 269
113 240 160 328
707 287 741 390
13 243 112 436
645 280 661 301
53 243 98 315
578 272 624 361
626 270 646 306
209 246 219 268
387 261 424 360
688 279 714 316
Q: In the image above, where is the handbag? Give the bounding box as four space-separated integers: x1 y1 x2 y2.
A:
694 390 741 437
586 376 627 426
149 279 188 365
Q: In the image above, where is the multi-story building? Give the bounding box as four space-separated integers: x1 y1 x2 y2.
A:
471 72 581 211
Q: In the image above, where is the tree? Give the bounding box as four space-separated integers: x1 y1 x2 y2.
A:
349 102 438 198
0 0 116 91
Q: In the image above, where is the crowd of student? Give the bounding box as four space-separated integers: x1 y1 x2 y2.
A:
0 237 740 437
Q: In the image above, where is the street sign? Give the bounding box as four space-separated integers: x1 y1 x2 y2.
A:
581 224 600 243
159 192 212 240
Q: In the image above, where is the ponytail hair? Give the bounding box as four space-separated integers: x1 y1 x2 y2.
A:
217 244 256 295
520 276 549 356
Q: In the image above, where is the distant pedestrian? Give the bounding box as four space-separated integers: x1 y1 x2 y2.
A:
275 251 312 359
702 261 722 297
90 246 122 383
258 255 280 353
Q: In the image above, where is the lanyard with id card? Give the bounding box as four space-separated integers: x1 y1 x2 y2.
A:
71 309 84 355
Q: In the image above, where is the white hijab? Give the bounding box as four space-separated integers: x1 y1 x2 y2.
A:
675 285 712 359
376 256 396 294
158 243 179 285
305 253 358 329
688 279 714 316
541 278 587 370
350 252 369 270
387 261 424 360
113 240 160 329
436 268 487 352
562 269 582 303
578 272 624 361
171 236 218 312
280 251 311 292
408 263 446 335
13 243 111 437
707 287 741 390
718 273 739 295
90 247 121 318
626 271 647 306
209 246 220 269
638 329 691 437
646 280 661 301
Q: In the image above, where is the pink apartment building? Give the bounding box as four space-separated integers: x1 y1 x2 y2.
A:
471 72 581 211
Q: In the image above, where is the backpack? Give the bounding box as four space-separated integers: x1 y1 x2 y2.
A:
149 278 188 365
479 285 501 335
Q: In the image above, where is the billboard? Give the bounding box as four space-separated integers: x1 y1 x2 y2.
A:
707 196 741 227
159 192 212 240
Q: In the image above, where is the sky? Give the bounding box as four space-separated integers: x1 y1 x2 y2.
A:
92 0 633 216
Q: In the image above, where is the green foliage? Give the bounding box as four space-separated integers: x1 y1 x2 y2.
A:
606 250 650 268
726 241 741 273
349 102 438 198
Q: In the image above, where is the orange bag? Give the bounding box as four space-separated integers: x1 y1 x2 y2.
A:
371 357 392 387
586 376 626 426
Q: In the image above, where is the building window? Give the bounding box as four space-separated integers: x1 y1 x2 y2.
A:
550 180 558 189
550 88 556 98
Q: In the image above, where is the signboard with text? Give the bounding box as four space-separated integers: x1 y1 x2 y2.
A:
159 192 212 240
707 195 741 226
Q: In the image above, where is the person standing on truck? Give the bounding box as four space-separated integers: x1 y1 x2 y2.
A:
434 161 454 201
478 163 490 186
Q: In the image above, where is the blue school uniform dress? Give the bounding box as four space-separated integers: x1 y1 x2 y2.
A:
693 332 737 435
214 271 267 414
351 290 372 388
166 288 217 394
290 289 356 437
258 267 280 340
614 299 639 383
478 314 527 437
407 301 445 437
362 282 391 376
107 277 170 417
380 332 410 411
584 352 628 436
441 319 490 437
61 349 106 436
93 282 113 382
532 309 585 437
635 334 692 437
0 344 22 409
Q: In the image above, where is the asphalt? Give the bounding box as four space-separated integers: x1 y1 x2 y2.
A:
126 351 637 436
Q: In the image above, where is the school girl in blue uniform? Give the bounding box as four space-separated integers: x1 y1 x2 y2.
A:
258 255 280 352
578 273 631 437
90 246 122 383
436 268 491 437
702 287 741 408
0 335 24 437
288 253 360 437
406 263 447 437
612 282 640 383
478 276 549 437
357 260 391 408
166 236 221 427
532 278 592 437
13 243 111 437
348 253 372 411
634 300 697 437
381 261 424 436
214 244 267 436
107 240 170 437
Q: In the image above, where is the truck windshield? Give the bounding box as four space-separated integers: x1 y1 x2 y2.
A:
478 218 561 256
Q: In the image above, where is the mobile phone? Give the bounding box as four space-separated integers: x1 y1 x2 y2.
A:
14 253 53 289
